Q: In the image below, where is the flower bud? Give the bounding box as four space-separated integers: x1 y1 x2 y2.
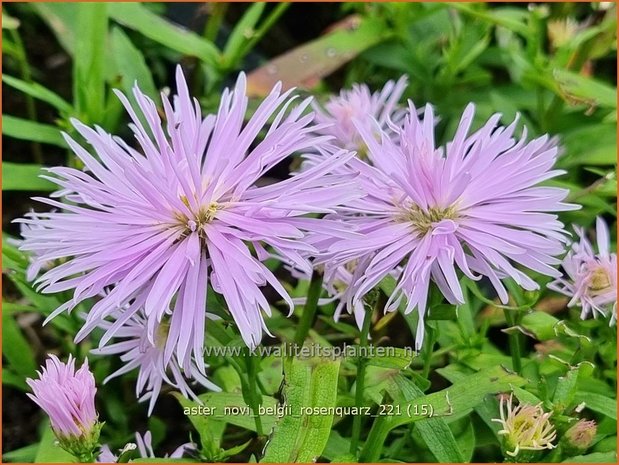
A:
562 419 597 453
27 355 101 459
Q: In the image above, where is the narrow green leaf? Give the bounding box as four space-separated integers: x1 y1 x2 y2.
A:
385 375 464 462
3 444 38 463
3 115 66 147
261 356 341 463
2 313 37 378
2 162 56 191
361 365 526 461
247 17 391 96
2 368 29 391
513 311 560 341
562 452 617 463
573 392 617 420
554 69 617 110
109 3 220 67
223 3 265 66
194 391 278 433
3 75 73 114
173 393 224 457
110 27 158 102
74 3 108 123
553 363 594 414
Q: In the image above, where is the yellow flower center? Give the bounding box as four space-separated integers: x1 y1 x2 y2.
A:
405 205 459 235
589 267 611 291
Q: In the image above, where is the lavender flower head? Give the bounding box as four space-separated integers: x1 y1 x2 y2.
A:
323 103 577 349
17 66 359 373
312 76 408 154
91 309 219 415
549 217 617 323
27 355 98 440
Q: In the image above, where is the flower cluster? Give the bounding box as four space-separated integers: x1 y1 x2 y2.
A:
19 67 358 410
20 66 600 418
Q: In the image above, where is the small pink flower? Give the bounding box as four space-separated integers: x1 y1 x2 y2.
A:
27 354 98 440
549 217 617 324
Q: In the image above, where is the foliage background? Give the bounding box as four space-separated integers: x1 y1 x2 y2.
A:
2 2 617 463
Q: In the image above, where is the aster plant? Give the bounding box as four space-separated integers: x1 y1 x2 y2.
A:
17 67 359 388
321 103 578 349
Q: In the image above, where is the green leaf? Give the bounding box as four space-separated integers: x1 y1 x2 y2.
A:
110 27 158 103
2 368 29 391
512 311 560 341
560 124 617 167
2 313 37 379
553 363 594 414
361 365 526 462
573 392 617 420
173 393 224 458
222 3 265 69
73 3 108 123
3 75 73 114
554 69 617 110
261 356 341 463
35 423 75 463
2 115 66 147
247 17 391 96
562 452 618 463
385 375 464 462
109 4 220 67
2 443 38 463
2 162 56 191
195 391 278 433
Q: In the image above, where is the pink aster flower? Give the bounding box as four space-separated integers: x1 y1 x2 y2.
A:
323 103 577 349
91 309 219 415
312 76 408 153
17 67 358 370
27 355 98 440
548 217 617 323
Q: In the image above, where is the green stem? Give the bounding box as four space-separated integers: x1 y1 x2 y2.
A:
504 309 522 373
421 325 436 379
246 352 264 436
294 270 323 346
239 3 290 59
203 2 229 43
350 298 375 455
8 28 42 164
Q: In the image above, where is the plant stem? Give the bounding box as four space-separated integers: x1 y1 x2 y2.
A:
203 2 228 43
246 352 264 436
239 3 290 59
294 269 323 346
8 28 43 164
350 298 375 455
421 325 436 379
504 309 522 373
